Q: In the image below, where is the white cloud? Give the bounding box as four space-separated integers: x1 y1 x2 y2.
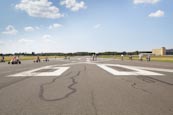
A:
2 25 18 35
24 26 35 32
0 41 4 45
42 34 53 42
18 38 34 43
49 23 62 29
24 26 41 32
15 0 64 19
93 24 101 29
35 26 40 30
60 0 87 12
42 34 52 39
148 10 164 17
134 0 160 4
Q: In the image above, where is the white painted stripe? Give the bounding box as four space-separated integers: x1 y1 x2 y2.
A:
97 64 163 76
131 66 173 73
101 64 173 73
7 62 173 77
86 58 90 62
8 66 69 77
62 62 94 66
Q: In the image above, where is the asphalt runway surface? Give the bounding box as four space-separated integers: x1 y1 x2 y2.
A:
0 57 173 115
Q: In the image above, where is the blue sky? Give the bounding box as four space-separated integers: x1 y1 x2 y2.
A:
0 0 173 53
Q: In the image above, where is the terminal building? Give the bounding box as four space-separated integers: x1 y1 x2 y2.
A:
152 47 166 56
166 49 173 55
152 47 173 56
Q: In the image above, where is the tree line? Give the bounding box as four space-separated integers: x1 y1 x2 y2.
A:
0 51 152 56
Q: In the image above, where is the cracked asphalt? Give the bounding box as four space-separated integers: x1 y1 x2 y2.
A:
0 57 173 115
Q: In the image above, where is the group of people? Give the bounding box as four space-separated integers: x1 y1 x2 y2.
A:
0 55 51 64
64 56 70 60
139 54 151 62
121 54 132 61
34 56 49 63
1 55 20 63
121 54 151 62
1 54 152 64
92 54 97 61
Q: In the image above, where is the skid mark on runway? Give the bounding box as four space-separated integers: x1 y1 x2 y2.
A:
137 76 156 83
121 78 152 94
137 76 173 86
39 71 80 102
131 82 152 94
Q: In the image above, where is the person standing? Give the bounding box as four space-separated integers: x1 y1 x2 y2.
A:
129 55 132 61
37 56 40 62
147 55 151 62
121 54 124 61
92 54 95 61
95 54 97 61
2 55 5 62
139 54 143 61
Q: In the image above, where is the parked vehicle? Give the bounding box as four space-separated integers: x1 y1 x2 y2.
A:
34 56 41 63
8 56 21 64
0 56 5 63
43 57 49 62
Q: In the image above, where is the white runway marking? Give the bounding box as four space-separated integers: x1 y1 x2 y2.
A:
97 64 164 76
86 58 91 62
130 66 173 73
8 65 69 77
7 62 173 77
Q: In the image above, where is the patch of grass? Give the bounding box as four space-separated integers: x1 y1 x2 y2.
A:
2 56 63 62
98 55 173 63
98 55 115 58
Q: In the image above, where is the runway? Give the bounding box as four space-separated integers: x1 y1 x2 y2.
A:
0 57 173 115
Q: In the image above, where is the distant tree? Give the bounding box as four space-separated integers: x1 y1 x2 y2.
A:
135 51 139 55
123 51 127 55
32 52 35 56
